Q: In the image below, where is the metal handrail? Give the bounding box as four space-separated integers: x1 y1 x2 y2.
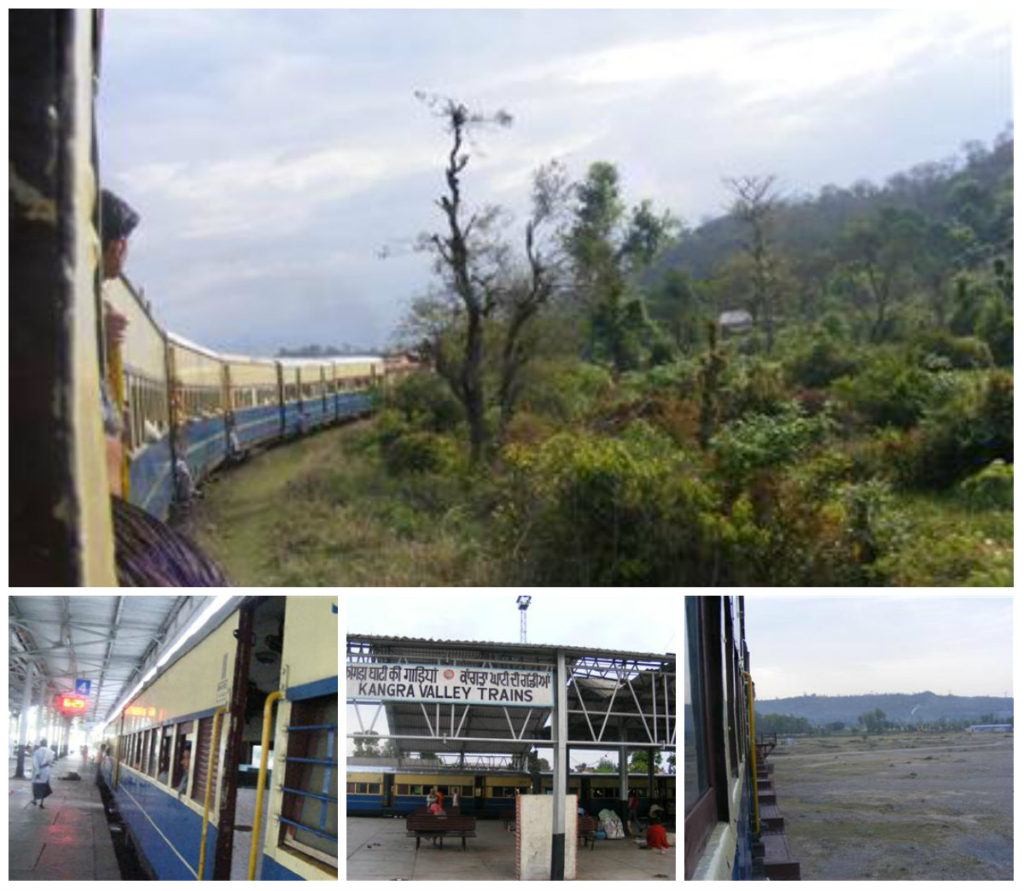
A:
248 690 284 881
198 706 227 881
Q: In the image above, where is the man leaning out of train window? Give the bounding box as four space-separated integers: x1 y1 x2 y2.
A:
100 188 140 496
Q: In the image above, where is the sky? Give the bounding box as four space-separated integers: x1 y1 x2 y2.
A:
96 7 1013 356
742 595 1013 701
345 590 678 760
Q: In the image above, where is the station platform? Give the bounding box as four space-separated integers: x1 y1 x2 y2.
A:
346 817 676 881
9 757 121 881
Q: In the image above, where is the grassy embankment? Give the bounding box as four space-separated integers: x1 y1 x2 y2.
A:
192 422 492 586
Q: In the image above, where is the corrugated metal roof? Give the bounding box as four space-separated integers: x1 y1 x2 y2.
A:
347 633 674 663
9 595 216 727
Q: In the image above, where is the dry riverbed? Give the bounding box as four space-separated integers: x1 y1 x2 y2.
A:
770 732 1012 880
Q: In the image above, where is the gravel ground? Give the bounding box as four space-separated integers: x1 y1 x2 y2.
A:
769 733 1013 880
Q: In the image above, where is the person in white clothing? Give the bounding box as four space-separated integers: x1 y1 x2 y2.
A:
31 738 55 808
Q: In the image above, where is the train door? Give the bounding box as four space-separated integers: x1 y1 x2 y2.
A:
474 774 485 815
224 596 287 880
382 773 394 813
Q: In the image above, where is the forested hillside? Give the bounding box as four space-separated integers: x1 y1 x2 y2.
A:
756 691 1013 731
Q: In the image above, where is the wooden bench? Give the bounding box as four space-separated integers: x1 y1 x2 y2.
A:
406 814 477 850
578 814 598 850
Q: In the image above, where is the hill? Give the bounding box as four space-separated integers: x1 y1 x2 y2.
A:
756 691 1012 727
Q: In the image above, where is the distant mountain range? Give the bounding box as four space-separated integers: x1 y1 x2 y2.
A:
755 691 1012 726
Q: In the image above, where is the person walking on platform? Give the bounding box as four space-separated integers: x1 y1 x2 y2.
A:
30 738 55 808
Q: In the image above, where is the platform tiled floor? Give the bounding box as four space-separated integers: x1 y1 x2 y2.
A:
9 757 121 881
346 816 675 881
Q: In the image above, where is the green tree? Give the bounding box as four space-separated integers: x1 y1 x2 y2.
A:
858 708 888 733
566 162 676 371
840 206 922 341
627 750 664 772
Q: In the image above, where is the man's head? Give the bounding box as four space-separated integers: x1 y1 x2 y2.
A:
101 189 140 280
39 738 47 747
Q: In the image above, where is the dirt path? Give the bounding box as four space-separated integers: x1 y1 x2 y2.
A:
770 733 1013 880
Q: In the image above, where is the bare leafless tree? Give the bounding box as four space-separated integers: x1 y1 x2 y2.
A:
725 175 781 352
411 95 566 462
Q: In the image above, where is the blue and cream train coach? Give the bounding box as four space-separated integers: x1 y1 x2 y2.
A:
100 595 338 880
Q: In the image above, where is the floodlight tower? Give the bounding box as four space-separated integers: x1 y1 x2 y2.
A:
516 595 532 643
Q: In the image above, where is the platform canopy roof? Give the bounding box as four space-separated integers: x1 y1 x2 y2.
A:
9 596 238 728
347 634 676 758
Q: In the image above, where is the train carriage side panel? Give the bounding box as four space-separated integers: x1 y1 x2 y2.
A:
223 355 284 448
112 611 241 880
346 771 385 815
103 275 175 519
168 334 228 483
262 595 338 880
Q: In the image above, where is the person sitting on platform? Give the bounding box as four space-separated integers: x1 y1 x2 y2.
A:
428 800 446 815
645 818 671 852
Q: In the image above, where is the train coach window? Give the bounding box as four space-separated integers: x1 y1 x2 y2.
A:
280 693 338 868
171 721 194 792
147 728 160 777
191 715 221 806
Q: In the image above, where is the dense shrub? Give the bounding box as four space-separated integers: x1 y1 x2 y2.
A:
959 460 1013 511
974 297 1013 366
831 350 947 429
515 360 614 423
912 329 993 370
382 430 461 476
711 402 833 485
898 371 1013 488
720 357 790 420
387 371 464 432
785 338 862 389
495 430 727 585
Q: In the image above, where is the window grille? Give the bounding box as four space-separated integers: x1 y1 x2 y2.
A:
279 694 338 870
191 715 220 806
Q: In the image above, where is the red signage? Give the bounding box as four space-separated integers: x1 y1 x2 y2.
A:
57 695 87 713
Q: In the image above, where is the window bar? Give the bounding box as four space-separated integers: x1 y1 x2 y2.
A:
287 723 338 732
282 786 337 804
321 729 335 832
277 816 337 842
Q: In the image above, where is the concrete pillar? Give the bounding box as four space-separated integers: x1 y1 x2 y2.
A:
618 738 629 828
550 649 568 880
14 662 34 778
647 749 656 815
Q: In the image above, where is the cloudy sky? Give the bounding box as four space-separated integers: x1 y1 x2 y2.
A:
97 8 1012 356
742 595 1013 701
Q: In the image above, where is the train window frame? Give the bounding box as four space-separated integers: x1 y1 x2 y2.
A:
684 597 731 880
278 693 338 871
171 720 194 794
723 599 741 777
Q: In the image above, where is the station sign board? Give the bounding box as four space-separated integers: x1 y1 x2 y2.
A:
347 663 554 707
56 694 88 713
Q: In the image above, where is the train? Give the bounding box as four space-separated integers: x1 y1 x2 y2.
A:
11 11 418 584
346 767 675 820
103 274 385 521
98 595 338 880
684 596 799 880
